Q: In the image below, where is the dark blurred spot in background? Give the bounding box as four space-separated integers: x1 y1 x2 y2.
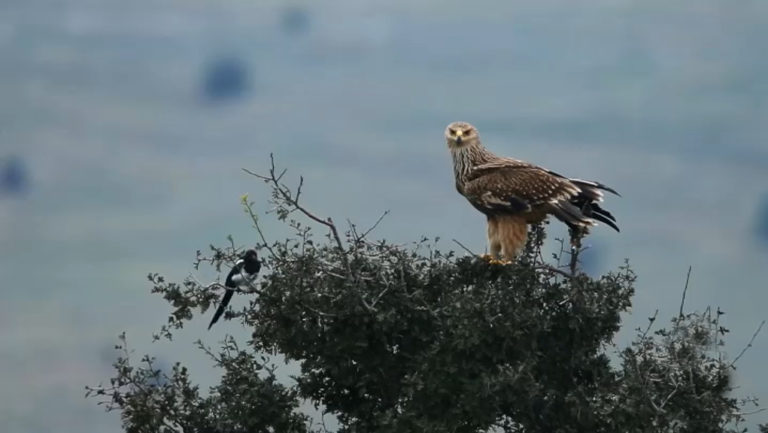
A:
755 193 768 249
201 56 251 104
280 6 311 36
0 155 29 197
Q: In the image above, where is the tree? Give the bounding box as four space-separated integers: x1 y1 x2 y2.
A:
88 158 765 432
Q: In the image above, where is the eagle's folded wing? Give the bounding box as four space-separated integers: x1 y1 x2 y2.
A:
463 165 580 215
463 164 620 231
470 158 533 174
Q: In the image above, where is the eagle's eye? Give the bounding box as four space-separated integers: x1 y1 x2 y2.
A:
448 128 456 136
464 129 472 136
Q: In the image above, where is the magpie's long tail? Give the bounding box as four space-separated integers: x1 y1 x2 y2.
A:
208 290 234 330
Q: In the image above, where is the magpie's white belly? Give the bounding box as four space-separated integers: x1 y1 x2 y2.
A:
231 272 255 287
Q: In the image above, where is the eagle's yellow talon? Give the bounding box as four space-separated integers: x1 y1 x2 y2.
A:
479 254 512 265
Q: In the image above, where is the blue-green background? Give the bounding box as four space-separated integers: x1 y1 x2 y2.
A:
1 1 767 431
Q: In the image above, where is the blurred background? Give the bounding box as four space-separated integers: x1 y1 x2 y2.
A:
1 0 767 431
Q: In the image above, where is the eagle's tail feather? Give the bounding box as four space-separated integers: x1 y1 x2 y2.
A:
570 178 621 197
553 181 621 232
552 201 595 229
589 207 620 232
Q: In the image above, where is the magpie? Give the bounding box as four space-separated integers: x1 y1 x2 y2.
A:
208 249 261 330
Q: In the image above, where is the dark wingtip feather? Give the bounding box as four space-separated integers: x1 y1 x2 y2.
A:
579 179 620 197
569 178 621 197
591 203 616 222
599 184 621 197
588 203 620 232
592 213 620 232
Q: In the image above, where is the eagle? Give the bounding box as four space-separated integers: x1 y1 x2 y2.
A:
208 249 261 329
445 121 619 260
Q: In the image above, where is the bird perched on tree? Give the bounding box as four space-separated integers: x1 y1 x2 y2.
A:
208 249 261 329
445 121 619 261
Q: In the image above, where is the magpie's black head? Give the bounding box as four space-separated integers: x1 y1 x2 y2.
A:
240 249 261 273
242 249 258 262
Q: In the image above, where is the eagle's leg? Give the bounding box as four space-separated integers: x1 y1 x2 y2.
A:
487 248 507 265
489 240 502 259
482 218 503 263
480 241 502 263
494 216 527 265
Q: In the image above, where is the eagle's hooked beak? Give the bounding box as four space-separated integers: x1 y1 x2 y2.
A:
455 130 464 144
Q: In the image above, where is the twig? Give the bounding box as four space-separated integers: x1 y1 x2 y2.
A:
735 408 767 416
320 411 332 433
242 198 278 261
298 301 337 317
641 310 659 340
554 237 566 269
370 286 391 309
714 306 724 354
195 339 223 364
275 166 287 182
243 154 350 274
730 320 766 367
658 383 679 410
568 227 584 275
189 274 261 295
359 210 390 240
534 264 574 279
346 219 359 241
452 238 477 256
648 396 665 414
295 175 304 203
678 266 692 318
360 296 375 312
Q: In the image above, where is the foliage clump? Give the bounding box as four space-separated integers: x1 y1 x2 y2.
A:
88 160 764 433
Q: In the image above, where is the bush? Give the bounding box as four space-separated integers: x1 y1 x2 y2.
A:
88 159 764 432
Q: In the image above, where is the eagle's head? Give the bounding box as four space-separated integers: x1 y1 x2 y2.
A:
445 121 479 150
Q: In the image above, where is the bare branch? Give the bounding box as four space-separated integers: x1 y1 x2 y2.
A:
370 286 391 310
678 266 692 318
641 310 659 340
346 218 360 242
243 155 350 274
554 237 566 269
298 301 337 317
188 274 261 295
567 227 585 276
360 296 375 312
730 320 766 367
659 383 679 410
359 210 390 241
275 167 287 183
735 407 767 416
452 238 477 256
241 198 278 261
195 339 224 364
533 264 574 279
295 175 304 203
